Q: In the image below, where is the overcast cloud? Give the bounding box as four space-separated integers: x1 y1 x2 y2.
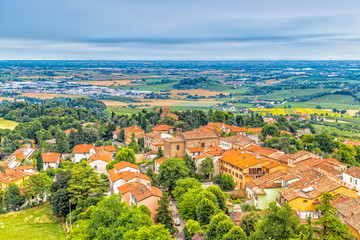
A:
0 0 359 59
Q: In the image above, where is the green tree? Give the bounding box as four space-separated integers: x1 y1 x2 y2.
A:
172 177 201 201
115 147 136 164
23 173 52 200
156 147 164 159
123 224 172 240
216 219 235 239
240 212 261 237
129 133 141 153
314 192 351 240
183 153 196 177
196 198 216 226
206 212 231 239
220 174 236 191
206 185 226 211
154 192 173 230
335 144 356 166
178 187 203 220
223 226 247 240
4 183 25 210
250 202 300 240
199 157 215 180
139 205 152 217
56 131 69 153
184 220 202 240
158 157 190 192
261 124 280 138
68 162 107 204
50 188 70 218
315 133 335 153
33 150 43 172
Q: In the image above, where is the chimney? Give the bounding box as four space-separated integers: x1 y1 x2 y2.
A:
176 128 182 135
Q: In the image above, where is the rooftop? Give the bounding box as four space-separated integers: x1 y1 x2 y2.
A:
117 182 162 202
42 152 61 163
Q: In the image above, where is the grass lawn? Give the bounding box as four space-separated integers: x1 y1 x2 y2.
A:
0 203 66 240
0 118 18 130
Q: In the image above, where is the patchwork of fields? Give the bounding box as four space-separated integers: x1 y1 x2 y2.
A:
249 108 353 118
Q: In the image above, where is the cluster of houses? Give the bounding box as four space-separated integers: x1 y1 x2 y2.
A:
2 109 360 233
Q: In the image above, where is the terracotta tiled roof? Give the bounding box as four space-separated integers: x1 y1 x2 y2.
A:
229 126 248 133
113 161 140 171
194 153 213 160
42 152 61 163
154 157 166 165
144 131 162 139
152 139 164 146
248 128 262 135
332 196 360 233
244 145 280 157
344 166 360 179
287 150 317 160
109 171 151 182
187 148 204 153
263 162 290 170
248 170 286 189
221 135 254 144
112 129 120 136
10 146 35 160
64 128 77 135
88 150 113 163
93 145 117 153
280 130 294 135
220 150 270 169
73 144 94 153
323 158 341 166
312 162 342 176
295 157 324 167
152 124 174 131
124 126 145 132
180 130 220 140
163 136 184 143
15 165 34 171
117 182 162 202
0 169 33 184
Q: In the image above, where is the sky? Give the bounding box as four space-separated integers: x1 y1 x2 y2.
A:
0 0 359 60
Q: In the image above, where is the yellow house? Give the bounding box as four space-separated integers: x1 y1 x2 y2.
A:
219 150 284 189
0 169 33 190
279 174 358 218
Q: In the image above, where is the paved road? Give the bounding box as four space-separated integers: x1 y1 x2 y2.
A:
170 200 186 240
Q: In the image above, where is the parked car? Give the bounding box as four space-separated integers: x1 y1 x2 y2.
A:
174 217 181 226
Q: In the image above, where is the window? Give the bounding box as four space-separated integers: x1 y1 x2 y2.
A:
356 179 358 185
350 177 353 183
201 143 205 148
303 200 308 203
177 145 180 150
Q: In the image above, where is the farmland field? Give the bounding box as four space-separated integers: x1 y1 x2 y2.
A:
0 118 18 130
248 108 353 118
257 88 333 101
0 203 66 240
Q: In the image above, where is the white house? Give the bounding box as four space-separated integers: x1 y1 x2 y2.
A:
42 152 61 170
113 161 140 174
88 151 113 174
72 144 94 162
343 166 360 194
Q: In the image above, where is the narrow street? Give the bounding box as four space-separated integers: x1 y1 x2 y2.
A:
170 200 186 240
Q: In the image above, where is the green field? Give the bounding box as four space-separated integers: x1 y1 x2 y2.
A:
0 118 18 130
257 88 333 101
308 94 357 105
0 203 66 240
313 124 360 138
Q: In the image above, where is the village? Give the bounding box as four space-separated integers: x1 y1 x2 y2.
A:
1 106 360 239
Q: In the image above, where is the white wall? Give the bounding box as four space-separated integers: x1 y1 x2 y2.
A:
74 153 91 163
115 167 140 174
89 160 108 175
43 161 58 171
343 173 360 192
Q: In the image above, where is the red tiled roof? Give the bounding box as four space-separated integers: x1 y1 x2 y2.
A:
88 151 113 163
118 182 162 202
64 128 77 135
154 157 166 165
124 126 145 132
73 144 94 153
113 161 140 171
42 152 61 163
109 171 151 182
344 166 360 179
181 130 220 140
10 146 35 160
93 145 117 153
187 148 204 153
0 169 33 184
152 124 174 131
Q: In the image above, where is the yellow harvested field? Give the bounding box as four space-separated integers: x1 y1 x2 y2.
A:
170 89 229 97
0 97 14 101
324 109 359 116
21 93 83 99
101 100 129 107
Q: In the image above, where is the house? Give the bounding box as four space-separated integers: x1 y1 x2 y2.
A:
278 170 358 219
296 128 311 138
42 152 61 170
109 169 151 194
0 169 33 190
113 161 140 174
163 129 220 158
186 148 204 157
228 126 248 135
9 145 36 161
283 150 322 166
194 146 229 176
124 126 145 144
220 135 255 149
144 131 162 149
343 166 360 194
244 144 284 160
91 145 117 159
112 129 121 140
264 118 276 124
117 182 162 219
195 122 230 134
323 158 347 171
88 151 113 174
151 139 165 151
72 144 94 162
332 195 360 239
154 157 166 174
152 124 174 134
160 107 178 121
15 165 35 174
219 150 276 189
64 128 77 136
45 138 56 145
246 170 287 209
